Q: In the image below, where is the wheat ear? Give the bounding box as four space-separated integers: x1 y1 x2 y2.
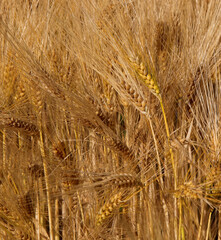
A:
2 117 39 136
96 192 125 226
128 57 160 97
106 174 143 188
120 78 147 112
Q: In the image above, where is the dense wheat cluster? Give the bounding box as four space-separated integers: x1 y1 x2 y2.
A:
0 0 220 239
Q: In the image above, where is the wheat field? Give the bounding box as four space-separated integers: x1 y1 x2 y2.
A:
0 0 220 239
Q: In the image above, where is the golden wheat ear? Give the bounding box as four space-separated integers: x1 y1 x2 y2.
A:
28 164 44 179
1 117 39 136
120 78 147 111
96 192 125 226
106 174 143 188
53 140 68 160
17 190 36 219
128 56 160 97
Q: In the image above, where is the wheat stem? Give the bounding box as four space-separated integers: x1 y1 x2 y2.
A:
219 205 221 240
39 125 54 240
159 97 177 182
55 186 60 240
206 209 212 240
159 93 177 240
178 198 185 240
2 129 6 169
197 202 204 240
36 181 41 240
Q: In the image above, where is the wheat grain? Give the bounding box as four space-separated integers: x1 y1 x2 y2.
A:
120 79 147 111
